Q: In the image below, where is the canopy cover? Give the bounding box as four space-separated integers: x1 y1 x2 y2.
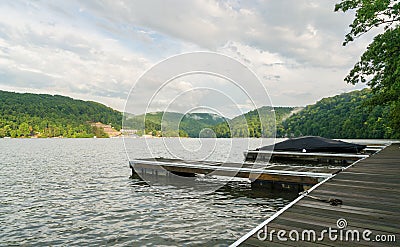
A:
257 136 366 153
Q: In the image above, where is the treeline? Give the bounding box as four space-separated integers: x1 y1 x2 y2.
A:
123 89 398 139
123 112 226 137
123 107 294 138
279 89 399 139
2 89 397 139
212 107 294 138
0 91 122 138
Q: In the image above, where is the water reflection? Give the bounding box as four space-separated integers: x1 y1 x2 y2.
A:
1 138 292 246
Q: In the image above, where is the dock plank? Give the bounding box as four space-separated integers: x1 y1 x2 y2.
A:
234 143 399 247
130 158 338 185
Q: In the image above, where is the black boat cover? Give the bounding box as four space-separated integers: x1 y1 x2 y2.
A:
257 136 366 153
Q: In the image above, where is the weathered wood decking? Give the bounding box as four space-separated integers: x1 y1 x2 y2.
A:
129 158 342 187
231 143 399 246
245 150 369 164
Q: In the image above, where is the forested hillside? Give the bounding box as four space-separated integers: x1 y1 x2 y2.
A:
1 89 397 139
123 112 226 137
212 107 294 138
0 91 122 138
123 107 294 138
279 89 398 139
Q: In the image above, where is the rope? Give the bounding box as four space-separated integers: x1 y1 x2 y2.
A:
300 192 343 206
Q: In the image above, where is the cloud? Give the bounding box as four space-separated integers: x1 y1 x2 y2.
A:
0 0 374 112
75 0 372 68
0 1 151 110
218 41 362 106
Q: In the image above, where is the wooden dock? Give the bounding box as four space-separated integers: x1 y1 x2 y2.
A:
245 150 369 164
231 143 399 246
129 158 343 190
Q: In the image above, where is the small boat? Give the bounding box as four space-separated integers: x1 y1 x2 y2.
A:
258 136 366 153
245 136 368 164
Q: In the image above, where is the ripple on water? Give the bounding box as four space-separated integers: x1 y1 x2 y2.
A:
0 138 297 246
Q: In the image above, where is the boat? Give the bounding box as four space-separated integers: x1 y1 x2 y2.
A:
245 136 367 164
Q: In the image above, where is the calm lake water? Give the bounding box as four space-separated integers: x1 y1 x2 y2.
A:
0 138 297 246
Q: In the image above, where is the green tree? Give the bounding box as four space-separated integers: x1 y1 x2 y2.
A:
335 0 400 136
18 122 30 137
280 89 396 139
0 90 122 138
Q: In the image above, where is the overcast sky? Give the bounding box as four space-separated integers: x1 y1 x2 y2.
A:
0 0 374 115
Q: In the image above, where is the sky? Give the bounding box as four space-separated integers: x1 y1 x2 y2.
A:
0 0 375 116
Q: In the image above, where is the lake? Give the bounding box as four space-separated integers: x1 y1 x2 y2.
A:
0 138 296 246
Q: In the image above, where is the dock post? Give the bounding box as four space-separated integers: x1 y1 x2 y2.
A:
251 180 273 190
129 163 141 179
251 179 305 193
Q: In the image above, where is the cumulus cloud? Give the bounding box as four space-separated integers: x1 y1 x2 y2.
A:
0 0 374 112
218 41 362 106
0 1 151 110
76 0 372 67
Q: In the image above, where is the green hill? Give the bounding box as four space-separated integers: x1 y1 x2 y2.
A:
279 89 398 139
123 112 226 137
0 90 122 138
123 107 295 138
212 106 295 138
2 89 396 139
